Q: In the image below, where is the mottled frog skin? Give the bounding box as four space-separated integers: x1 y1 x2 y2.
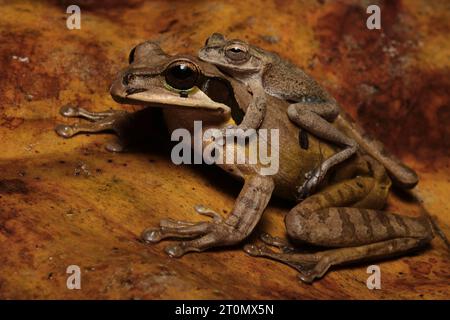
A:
199 33 419 199
55 41 434 283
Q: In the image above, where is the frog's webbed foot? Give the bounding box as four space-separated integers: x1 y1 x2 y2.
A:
260 233 295 253
55 105 130 152
243 243 324 283
142 205 239 258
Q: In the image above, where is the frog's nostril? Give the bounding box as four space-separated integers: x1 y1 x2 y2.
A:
122 73 135 86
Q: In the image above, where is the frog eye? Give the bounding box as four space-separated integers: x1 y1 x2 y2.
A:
225 43 249 62
164 61 199 91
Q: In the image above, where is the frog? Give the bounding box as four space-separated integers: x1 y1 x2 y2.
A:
55 41 434 283
198 33 419 199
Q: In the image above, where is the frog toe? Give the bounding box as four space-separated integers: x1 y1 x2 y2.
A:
194 205 223 223
244 243 272 256
243 244 261 256
55 124 75 138
105 141 125 153
260 233 295 252
296 183 312 200
141 228 163 243
296 261 329 284
297 271 316 284
164 239 206 257
59 105 80 117
164 244 187 258
297 169 323 199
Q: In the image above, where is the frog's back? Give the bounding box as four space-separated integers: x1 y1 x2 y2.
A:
262 52 330 102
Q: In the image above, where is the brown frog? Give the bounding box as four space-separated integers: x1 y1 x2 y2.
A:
199 33 419 199
55 41 434 283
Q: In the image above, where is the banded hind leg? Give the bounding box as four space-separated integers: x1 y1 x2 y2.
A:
245 171 434 283
55 105 132 152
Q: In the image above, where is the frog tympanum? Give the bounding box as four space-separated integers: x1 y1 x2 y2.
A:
56 41 434 283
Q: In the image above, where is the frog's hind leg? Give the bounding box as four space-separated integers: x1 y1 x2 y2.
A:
55 105 131 152
245 237 428 283
287 101 358 199
246 176 434 283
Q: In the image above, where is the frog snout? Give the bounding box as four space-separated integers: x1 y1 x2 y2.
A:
109 72 128 100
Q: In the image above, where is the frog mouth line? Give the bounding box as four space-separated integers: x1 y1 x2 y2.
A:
123 86 231 113
125 87 148 96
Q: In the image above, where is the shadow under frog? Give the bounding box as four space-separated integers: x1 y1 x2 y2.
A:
55 41 434 283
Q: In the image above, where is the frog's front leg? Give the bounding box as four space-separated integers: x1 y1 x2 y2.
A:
142 174 274 257
223 86 266 138
55 105 131 152
141 205 223 243
287 100 358 199
246 175 434 283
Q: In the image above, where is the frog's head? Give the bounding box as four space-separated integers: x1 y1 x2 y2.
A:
198 33 268 75
110 41 244 122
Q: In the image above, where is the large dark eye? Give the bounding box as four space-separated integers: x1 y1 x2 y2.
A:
128 46 137 64
225 44 248 61
164 61 199 90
